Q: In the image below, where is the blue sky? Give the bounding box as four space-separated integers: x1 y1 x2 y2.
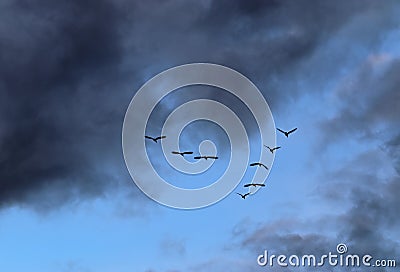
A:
1 1 400 271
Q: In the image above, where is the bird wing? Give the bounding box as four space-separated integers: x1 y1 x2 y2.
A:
194 156 202 160
244 193 250 197
183 152 194 155
288 128 297 134
155 135 166 140
171 151 180 155
255 183 266 187
261 164 269 170
243 184 252 187
274 146 281 151
250 163 258 166
211 156 218 159
236 193 243 197
277 128 286 134
145 136 155 140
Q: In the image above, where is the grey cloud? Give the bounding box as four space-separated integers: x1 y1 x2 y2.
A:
385 133 400 173
312 52 400 265
238 149 400 271
1 0 399 212
239 220 331 256
309 54 400 267
319 58 400 145
339 175 400 257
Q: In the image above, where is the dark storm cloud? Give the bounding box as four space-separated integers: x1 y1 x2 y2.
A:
1 0 399 212
0 0 286 209
0 0 135 210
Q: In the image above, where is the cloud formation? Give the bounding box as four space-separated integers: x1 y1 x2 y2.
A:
1 1 399 218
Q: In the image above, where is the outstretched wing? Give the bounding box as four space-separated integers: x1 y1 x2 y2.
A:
250 163 259 167
155 135 167 141
255 183 266 187
288 128 297 134
172 151 181 155
194 156 202 160
277 128 286 134
243 183 252 187
260 164 269 170
273 146 281 151
145 136 155 141
236 192 243 197
183 151 194 155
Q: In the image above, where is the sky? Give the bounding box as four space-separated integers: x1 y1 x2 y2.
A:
0 0 399 271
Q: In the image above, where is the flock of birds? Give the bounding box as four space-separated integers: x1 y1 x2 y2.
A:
235 127 297 199
145 127 297 200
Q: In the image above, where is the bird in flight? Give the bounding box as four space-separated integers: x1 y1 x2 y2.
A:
145 135 166 143
277 127 297 138
244 183 266 188
264 145 281 154
237 192 250 199
250 162 269 170
171 151 194 157
194 156 219 160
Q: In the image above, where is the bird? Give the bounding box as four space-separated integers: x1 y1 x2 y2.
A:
264 145 281 154
277 127 297 138
250 162 269 170
244 183 266 188
145 135 166 143
171 151 194 157
237 192 250 199
194 156 219 160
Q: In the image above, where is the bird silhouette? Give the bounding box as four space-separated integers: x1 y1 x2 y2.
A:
277 127 297 138
264 145 281 153
244 183 265 188
172 151 194 157
194 156 218 160
237 192 250 199
250 162 269 170
145 135 166 143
